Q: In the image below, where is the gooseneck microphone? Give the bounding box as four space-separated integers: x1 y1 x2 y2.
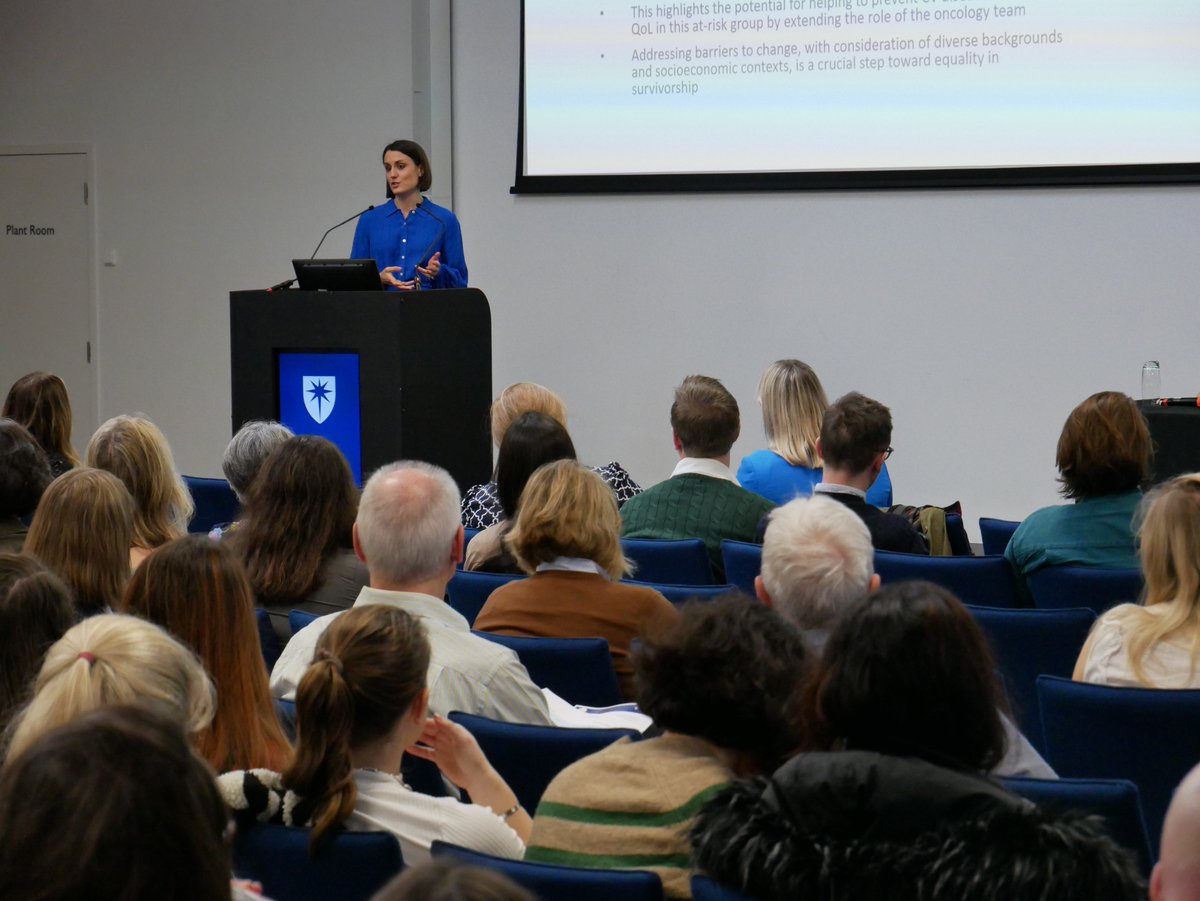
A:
266 204 376 291
412 200 447 285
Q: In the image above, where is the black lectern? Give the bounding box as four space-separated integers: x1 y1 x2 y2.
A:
229 289 492 491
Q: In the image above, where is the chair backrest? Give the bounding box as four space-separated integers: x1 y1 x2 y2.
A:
1037 674 1200 857
720 540 762 595
622 580 740 607
1028 566 1144 614
232 823 403 901
255 608 282 672
874 551 1022 608
459 528 481 566
967 605 1096 754
473 633 621 707
183 475 239 534
979 517 1021 557
944 513 973 557
691 875 759 901
447 712 639 813
446 570 526 626
621 538 715 586
289 607 318 636
432 841 664 901
1001 776 1153 875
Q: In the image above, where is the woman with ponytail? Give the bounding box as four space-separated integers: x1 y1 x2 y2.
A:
218 604 529 865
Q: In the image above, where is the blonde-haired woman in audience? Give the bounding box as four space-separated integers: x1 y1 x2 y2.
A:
4 612 214 762
461 382 641 529
24 467 135 616
122 534 291 772
87 414 194 568
737 359 892 507
219 604 530 865
3 371 81 478
475 460 677 699
1075 473 1200 688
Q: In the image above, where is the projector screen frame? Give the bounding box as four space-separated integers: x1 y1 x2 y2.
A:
513 2 1200 196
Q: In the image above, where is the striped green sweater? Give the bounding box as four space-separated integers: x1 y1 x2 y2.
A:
620 473 775 581
525 734 732 899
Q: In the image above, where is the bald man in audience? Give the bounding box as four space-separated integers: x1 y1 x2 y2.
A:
755 495 1053 777
620 375 774 580
813 391 928 554
1154 762 1200 900
271 460 552 725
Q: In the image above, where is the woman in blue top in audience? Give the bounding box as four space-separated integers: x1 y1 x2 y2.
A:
738 359 892 508
351 139 467 291
1005 391 1150 603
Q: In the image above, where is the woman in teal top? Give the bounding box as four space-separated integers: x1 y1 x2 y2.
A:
738 360 893 507
1005 391 1151 601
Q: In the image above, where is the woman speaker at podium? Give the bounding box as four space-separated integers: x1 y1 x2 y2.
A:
351 139 468 291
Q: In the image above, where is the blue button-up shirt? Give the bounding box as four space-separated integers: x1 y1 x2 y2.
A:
350 196 468 289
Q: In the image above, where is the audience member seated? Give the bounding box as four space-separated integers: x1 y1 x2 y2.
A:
0 705 237 901
229 435 368 638
0 419 52 552
474 460 677 699
222 604 531 865
210 418 293 540
4 612 214 762
122 534 292 772
620 375 775 580
0 554 75 736
756 496 1051 777
371 858 534 901
24 467 135 616
1075 473 1200 688
1006 391 1150 602
1155 761 1200 901
812 392 928 554
738 359 893 507
465 412 578 573
2 371 81 479
462 382 641 530
87 414 194 569
526 597 809 899
691 581 1145 901
272 461 551 725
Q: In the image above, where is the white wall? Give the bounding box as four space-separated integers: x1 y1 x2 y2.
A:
0 0 417 474
3 0 1198 536
452 1 1200 533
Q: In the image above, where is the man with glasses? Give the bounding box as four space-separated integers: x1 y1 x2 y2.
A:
812 391 929 554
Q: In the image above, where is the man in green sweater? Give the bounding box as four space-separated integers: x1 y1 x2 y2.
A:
620 374 774 581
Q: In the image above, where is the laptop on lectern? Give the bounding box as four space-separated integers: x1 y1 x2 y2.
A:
292 258 380 291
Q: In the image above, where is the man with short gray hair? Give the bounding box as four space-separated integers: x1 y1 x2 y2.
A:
270 461 552 725
756 496 1053 778
1154 762 1200 901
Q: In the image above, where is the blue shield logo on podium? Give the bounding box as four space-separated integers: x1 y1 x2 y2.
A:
302 376 336 424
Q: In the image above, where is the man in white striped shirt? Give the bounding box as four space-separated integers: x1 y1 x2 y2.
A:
271 460 552 725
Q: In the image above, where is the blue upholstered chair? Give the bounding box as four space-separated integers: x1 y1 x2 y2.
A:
446 570 525 626
183 475 239 535
1037 674 1200 856
1027 566 1144 614
621 538 715 585
944 512 973 556
622 580 741 607
979 517 1021 556
967 605 1096 753
232 824 403 901
473 633 621 707
432 841 664 901
874 551 1023 608
691 875 759 901
459 527 481 564
288 608 318 636
447 713 639 813
1001 776 1153 875
255 608 282 672
720 540 762 596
